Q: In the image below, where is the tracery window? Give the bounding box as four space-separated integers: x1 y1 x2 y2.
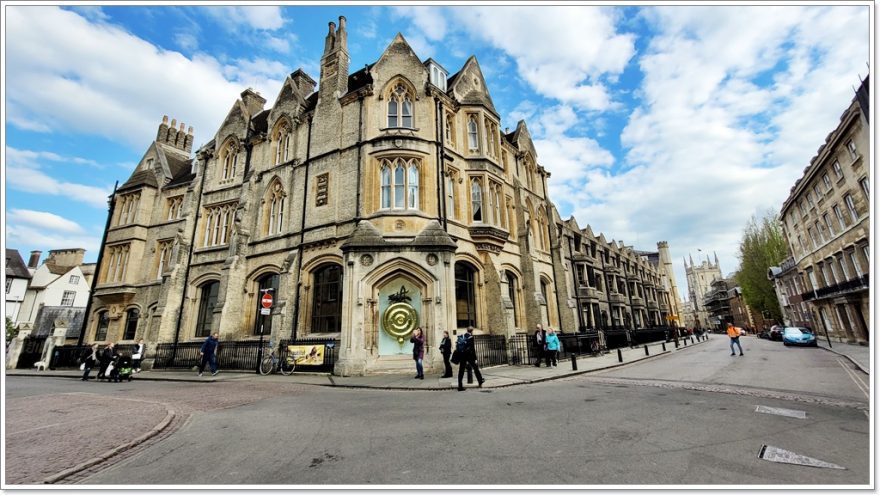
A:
103 243 131 283
273 122 292 166
467 115 479 151
166 196 184 221
115 192 140 226
220 140 239 182
156 239 173 278
202 202 237 247
444 112 455 146
95 311 110 341
471 178 483 222
265 182 286 236
379 158 421 210
387 83 413 128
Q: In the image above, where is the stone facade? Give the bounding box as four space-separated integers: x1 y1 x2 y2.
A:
85 17 672 374
683 253 723 329
776 76 870 344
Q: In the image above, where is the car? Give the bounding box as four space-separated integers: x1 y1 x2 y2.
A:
768 325 784 341
782 327 818 347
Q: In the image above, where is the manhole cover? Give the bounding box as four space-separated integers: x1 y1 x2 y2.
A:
755 405 807 419
758 445 845 470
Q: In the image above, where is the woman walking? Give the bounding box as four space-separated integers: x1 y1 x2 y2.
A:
545 329 560 367
410 327 425 379
80 343 99 381
132 338 145 373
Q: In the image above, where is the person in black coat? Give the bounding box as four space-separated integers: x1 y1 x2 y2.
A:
457 327 484 391
96 342 116 381
439 330 453 378
132 338 146 373
533 324 546 367
80 343 99 381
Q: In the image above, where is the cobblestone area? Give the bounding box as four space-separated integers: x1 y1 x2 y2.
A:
6 381 309 485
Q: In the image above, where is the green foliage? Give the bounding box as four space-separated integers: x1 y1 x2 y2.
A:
5 316 18 343
735 210 789 322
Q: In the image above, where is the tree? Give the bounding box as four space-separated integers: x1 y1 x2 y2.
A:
6 316 18 344
735 210 789 322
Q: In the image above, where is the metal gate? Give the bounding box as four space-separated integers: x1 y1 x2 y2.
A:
16 335 48 369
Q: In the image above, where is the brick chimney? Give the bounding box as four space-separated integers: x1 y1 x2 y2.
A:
28 250 41 268
156 115 194 154
240 88 267 117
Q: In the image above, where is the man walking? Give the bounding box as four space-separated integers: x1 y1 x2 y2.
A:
457 327 484 391
198 332 220 376
439 330 453 378
727 323 744 356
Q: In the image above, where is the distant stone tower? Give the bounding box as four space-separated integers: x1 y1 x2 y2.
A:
684 252 722 329
656 241 682 321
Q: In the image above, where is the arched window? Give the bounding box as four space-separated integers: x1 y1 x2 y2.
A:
123 308 139 340
446 171 456 220
379 158 421 211
471 178 483 223
467 115 479 151
445 112 455 146
506 271 519 327
95 311 110 341
253 273 279 335
388 83 413 128
273 122 291 166
455 262 478 328
221 140 238 181
195 281 219 337
266 182 286 235
311 264 343 333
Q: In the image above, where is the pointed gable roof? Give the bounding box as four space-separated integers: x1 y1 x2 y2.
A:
5 249 31 279
118 140 192 193
375 33 424 71
449 56 498 117
509 120 539 161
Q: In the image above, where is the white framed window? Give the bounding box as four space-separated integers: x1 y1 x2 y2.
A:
387 83 413 128
444 112 455 146
104 243 131 283
807 227 817 248
839 254 851 280
446 172 456 220
849 250 863 275
861 244 869 265
823 213 835 236
806 269 818 291
220 140 238 181
467 115 479 151
273 123 291 166
814 221 825 243
60 290 76 306
832 160 843 180
5 278 12 294
202 203 236 247
826 260 838 285
69 275 80 285
813 184 822 200
822 174 832 192
266 182 286 235
167 196 184 221
844 194 859 222
833 204 846 230
859 177 869 198
379 157 421 210
806 191 815 209
157 240 173 278
846 139 858 160
471 178 483 222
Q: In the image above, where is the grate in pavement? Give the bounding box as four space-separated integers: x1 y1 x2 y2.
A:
755 405 807 419
758 445 845 470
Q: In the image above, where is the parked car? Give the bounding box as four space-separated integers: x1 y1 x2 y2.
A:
768 325 784 341
782 327 818 347
758 328 771 339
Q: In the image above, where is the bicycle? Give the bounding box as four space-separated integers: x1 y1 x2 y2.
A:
258 341 297 375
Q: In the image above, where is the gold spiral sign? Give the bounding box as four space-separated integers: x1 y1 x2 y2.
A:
383 302 418 343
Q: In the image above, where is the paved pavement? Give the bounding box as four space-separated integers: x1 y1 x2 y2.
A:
7 335 706 390
817 340 870 373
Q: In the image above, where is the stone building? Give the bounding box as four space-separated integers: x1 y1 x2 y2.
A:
683 253 723 329
85 18 584 375
554 215 674 333
703 278 756 332
775 76 870 344
5 249 31 323
768 256 812 328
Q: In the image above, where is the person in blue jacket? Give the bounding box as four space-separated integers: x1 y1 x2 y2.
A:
544 329 560 367
198 332 220 377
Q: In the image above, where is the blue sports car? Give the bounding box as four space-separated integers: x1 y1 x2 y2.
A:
782 327 818 347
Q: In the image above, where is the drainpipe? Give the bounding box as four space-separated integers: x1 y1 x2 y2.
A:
290 116 313 341
567 235 585 333
435 96 447 230
171 152 209 363
355 95 364 220
78 182 118 347
551 220 564 332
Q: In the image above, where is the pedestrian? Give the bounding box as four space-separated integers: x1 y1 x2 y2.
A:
439 330 453 378
198 332 220 377
545 329 560 367
533 324 546 367
727 323 744 356
410 327 425 379
132 338 145 373
457 327 484 391
80 343 99 381
97 342 115 381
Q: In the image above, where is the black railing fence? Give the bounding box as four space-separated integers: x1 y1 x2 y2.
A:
152 338 340 372
630 327 669 345
556 333 601 360
154 342 203 369
50 345 93 369
16 336 48 369
473 334 508 367
603 329 629 349
279 338 339 373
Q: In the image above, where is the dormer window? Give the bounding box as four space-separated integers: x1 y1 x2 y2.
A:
428 62 447 91
388 83 413 128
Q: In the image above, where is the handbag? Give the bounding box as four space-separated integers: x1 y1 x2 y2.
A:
79 363 86 371
132 353 142 360
450 350 461 365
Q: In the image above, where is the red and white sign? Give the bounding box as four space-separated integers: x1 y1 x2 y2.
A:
261 293 273 309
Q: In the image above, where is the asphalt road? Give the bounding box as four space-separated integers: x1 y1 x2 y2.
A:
5 336 869 487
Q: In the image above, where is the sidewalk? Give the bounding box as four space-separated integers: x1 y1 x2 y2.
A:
6 336 709 390
818 340 870 374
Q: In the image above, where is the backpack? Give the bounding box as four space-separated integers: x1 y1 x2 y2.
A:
455 334 468 352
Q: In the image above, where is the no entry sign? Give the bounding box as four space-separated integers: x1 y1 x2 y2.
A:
261 293 273 309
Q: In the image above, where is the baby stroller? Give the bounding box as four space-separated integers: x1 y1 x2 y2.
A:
116 355 134 382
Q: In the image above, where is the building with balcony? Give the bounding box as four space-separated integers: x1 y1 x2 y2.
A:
777 76 869 344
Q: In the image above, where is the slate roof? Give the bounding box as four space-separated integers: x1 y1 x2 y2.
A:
347 64 374 94
117 170 158 192
252 109 270 134
31 306 86 338
304 92 319 112
5 249 31 279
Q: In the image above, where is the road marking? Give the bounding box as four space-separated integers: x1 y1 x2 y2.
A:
755 405 806 419
758 445 846 470
837 358 869 399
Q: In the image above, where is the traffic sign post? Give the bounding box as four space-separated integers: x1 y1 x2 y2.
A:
256 288 274 374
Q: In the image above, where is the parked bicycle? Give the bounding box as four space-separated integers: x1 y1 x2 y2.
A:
258 341 297 375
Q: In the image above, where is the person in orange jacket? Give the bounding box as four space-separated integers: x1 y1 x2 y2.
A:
727 322 744 356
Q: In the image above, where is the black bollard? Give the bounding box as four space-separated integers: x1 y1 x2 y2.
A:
662 342 666 351
617 348 623 362
571 354 578 370
674 340 679 348
644 345 649 356
466 364 474 384
691 337 695 345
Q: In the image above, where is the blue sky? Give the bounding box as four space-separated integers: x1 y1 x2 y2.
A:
3 4 871 299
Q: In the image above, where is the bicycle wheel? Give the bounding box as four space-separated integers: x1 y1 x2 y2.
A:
258 356 274 375
280 357 296 376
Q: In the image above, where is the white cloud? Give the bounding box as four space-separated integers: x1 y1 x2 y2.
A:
7 166 112 208
6 223 101 258
8 209 84 234
173 32 199 52
392 6 447 42
205 6 285 31
5 7 284 150
7 146 101 168
266 35 292 53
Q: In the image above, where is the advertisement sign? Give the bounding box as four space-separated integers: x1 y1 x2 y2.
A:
287 345 325 365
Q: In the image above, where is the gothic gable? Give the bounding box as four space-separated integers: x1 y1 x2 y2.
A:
449 56 498 117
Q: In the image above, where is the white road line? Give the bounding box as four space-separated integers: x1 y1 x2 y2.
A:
838 358 869 399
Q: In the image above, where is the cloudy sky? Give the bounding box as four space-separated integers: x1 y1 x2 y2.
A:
2 4 870 300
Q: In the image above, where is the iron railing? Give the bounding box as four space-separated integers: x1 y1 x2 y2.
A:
50 345 93 369
153 338 340 372
16 336 48 369
473 334 508 367
279 338 339 373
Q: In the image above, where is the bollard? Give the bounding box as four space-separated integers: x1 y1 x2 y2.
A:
466 364 474 384
691 337 695 345
617 348 623 362
644 345 649 356
662 342 666 351
571 354 578 370
674 340 679 348
683 338 687 347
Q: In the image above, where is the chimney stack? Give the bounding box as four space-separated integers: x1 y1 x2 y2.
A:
240 88 267 117
28 250 42 268
156 116 195 154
